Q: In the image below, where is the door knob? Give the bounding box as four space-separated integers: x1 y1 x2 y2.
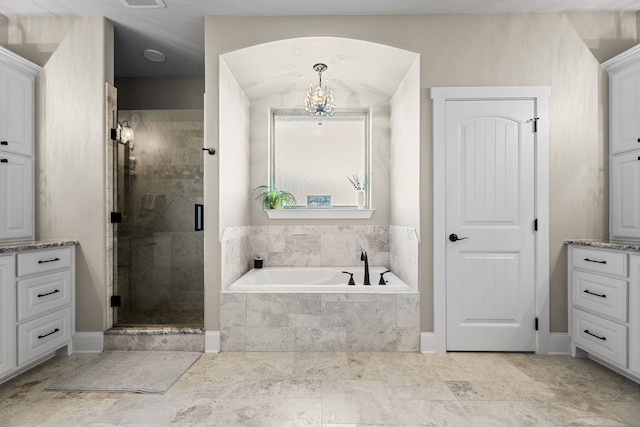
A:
449 233 469 242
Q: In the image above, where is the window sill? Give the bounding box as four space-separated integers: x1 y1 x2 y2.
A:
264 208 375 219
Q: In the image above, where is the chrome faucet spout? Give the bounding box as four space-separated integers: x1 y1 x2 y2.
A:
360 250 371 286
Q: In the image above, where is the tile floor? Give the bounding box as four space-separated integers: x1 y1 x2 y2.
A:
1 351 640 426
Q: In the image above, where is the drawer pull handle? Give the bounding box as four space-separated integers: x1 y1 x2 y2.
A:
584 258 606 264
583 289 606 298
38 328 60 339
37 289 60 298
0 140 7 145
584 329 606 341
38 257 61 264
0 158 7 163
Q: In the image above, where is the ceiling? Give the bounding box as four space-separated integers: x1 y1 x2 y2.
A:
0 0 639 78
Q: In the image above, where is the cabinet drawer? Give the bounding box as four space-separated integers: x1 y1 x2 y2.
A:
572 271 628 323
17 271 71 322
572 308 627 368
17 308 71 366
571 247 627 277
17 247 72 277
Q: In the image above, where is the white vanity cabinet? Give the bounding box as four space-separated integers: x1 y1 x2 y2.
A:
0 255 15 378
604 45 640 241
0 243 76 385
630 255 640 377
568 243 640 383
0 47 39 242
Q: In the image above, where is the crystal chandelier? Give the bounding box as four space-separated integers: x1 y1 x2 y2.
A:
304 63 336 124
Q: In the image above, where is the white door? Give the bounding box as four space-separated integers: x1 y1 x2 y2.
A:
445 99 537 351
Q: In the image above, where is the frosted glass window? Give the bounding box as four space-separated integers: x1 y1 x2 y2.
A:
271 110 369 207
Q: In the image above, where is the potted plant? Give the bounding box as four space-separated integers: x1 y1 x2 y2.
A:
254 185 297 209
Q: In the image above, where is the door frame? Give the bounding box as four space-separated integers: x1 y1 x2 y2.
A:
431 86 550 354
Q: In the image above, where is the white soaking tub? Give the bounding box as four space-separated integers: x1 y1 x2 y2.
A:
225 266 413 292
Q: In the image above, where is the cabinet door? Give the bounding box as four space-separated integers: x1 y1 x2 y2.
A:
611 61 640 155
611 151 640 240
0 256 16 378
630 255 640 377
0 153 33 241
0 64 34 157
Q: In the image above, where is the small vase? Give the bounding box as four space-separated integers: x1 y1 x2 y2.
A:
357 190 365 209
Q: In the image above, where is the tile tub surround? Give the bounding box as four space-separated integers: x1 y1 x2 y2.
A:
250 225 390 269
2 351 640 425
220 292 420 352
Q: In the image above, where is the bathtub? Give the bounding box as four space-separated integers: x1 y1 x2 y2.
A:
225 266 413 292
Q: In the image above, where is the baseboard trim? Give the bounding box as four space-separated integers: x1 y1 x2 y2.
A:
420 332 437 354
72 332 104 353
419 331 570 355
205 331 220 353
548 332 570 355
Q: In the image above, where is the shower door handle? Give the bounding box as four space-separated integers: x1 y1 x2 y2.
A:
195 204 203 231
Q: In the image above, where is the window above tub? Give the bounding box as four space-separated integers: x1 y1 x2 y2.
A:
268 108 373 219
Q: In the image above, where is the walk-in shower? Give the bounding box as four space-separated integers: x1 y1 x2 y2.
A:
112 110 204 327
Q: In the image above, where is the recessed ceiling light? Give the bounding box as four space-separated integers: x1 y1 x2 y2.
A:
120 0 166 8
142 49 166 63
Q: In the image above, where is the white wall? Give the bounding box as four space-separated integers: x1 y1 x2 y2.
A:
219 59 251 234
390 57 420 231
36 17 113 332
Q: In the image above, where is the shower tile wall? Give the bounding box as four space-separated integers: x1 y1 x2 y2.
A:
250 225 390 269
117 110 204 326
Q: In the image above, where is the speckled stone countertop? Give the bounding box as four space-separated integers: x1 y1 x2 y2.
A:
565 239 640 253
0 239 79 254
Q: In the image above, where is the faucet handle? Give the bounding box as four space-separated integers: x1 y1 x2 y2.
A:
378 269 391 285
341 271 356 286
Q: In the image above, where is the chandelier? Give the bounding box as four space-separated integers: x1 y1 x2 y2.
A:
304 63 336 124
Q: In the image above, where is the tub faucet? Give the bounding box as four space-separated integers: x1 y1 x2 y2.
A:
360 250 371 286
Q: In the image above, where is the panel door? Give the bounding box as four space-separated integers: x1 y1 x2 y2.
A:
0 256 15 378
446 99 537 351
611 150 640 240
0 64 34 157
0 153 33 241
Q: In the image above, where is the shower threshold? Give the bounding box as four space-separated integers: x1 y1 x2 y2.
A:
104 326 205 352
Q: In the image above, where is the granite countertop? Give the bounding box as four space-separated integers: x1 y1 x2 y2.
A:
0 239 79 254
564 239 640 253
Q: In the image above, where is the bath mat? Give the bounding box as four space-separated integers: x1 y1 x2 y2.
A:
46 351 200 394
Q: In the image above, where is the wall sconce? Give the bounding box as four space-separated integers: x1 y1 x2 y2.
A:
119 121 134 143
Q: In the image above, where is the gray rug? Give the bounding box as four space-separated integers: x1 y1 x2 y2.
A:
46 351 201 394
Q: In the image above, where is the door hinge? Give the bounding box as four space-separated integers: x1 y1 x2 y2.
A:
534 218 538 231
110 128 118 141
110 212 122 224
535 317 539 331
532 117 540 133
111 295 122 307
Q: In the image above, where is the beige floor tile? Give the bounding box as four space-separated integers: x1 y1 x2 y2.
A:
392 399 471 425
322 380 397 424
461 400 556 426
293 352 351 380
600 401 640 426
2 351 640 426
